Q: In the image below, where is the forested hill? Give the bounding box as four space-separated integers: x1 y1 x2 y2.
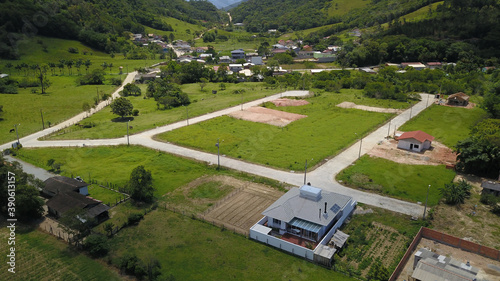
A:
230 0 441 33
0 0 219 59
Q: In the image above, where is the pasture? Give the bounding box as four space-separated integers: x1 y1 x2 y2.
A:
156 89 406 170
0 223 121 281
43 82 282 140
398 104 488 148
336 155 456 206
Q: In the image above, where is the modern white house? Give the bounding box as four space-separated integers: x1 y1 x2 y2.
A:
397 130 434 153
250 185 356 266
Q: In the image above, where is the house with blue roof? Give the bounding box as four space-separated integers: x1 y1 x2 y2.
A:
250 185 356 266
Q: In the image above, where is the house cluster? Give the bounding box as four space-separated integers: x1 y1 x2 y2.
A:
43 176 109 224
250 184 356 267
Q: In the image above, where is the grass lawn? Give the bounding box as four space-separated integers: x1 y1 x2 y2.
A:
156 89 409 170
399 1 444 22
88 184 125 206
0 222 121 281
398 104 488 148
337 155 456 206
188 181 233 199
43 82 282 140
326 0 370 17
145 16 206 41
336 205 427 278
108 208 355 280
0 75 119 144
14 145 212 196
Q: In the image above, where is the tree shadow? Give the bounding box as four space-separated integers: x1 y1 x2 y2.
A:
111 117 134 123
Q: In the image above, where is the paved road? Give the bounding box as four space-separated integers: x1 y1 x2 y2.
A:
2 83 434 217
4 155 56 181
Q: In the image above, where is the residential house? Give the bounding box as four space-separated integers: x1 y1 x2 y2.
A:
47 191 110 223
0 74 9 79
250 56 263 65
411 248 478 281
401 62 426 70
250 185 356 266
426 62 442 69
397 131 434 152
231 49 245 60
43 176 89 198
481 181 500 197
447 92 469 106
314 52 337 63
229 64 243 72
297 51 315 60
219 56 232 64
200 53 213 60
234 23 244 27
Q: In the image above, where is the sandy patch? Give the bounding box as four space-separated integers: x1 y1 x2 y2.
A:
270 98 310 107
367 138 456 165
337 101 403 113
228 106 307 127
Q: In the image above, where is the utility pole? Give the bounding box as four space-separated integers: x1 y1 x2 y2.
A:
215 139 220 169
303 160 308 185
127 120 130 146
186 105 189 125
14 124 20 146
40 109 45 129
387 120 391 138
359 138 363 159
423 185 430 219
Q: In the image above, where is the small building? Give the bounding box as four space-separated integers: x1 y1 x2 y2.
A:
231 49 245 60
481 181 500 196
397 131 434 152
447 92 469 106
250 56 263 65
401 62 426 70
426 62 442 69
219 55 232 64
47 191 110 223
43 176 89 198
411 248 478 281
250 185 356 266
0 73 9 79
229 64 243 72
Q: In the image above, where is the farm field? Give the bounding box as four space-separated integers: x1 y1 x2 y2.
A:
156 89 409 171
336 205 426 279
43 82 282 140
398 104 488 148
0 75 119 145
107 207 355 280
144 16 206 40
336 155 456 206
0 222 121 281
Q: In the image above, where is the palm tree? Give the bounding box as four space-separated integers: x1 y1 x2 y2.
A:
84 59 92 74
108 62 113 74
48 62 56 75
75 59 83 75
5 62 13 75
58 59 66 75
65 60 74 75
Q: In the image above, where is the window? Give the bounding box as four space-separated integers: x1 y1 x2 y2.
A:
414 144 419 149
273 218 281 227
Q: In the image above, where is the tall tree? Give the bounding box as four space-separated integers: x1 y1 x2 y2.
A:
128 165 155 203
110 97 133 118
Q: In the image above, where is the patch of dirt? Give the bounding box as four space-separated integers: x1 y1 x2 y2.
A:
431 174 500 250
435 99 477 109
337 101 403 113
228 106 307 127
270 98 310 107
367 138 456 165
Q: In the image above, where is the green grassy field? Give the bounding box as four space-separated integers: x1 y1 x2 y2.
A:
1 36 164 71
188 181 233 199
0 223 121 281
108 208 355 280
43 82 282 140
88 184 125 206
0 75 119 144
156 90 410 170
398 104 488 148
144 16 206 41
14 145 212 196
399 1 443 22
337 155 456 206
326 0 370 17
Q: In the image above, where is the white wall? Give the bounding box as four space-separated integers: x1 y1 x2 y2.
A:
397 139 424 152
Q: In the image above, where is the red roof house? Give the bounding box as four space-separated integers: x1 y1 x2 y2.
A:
397 131 434 152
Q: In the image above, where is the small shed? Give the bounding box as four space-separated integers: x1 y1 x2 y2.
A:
397 131 434 152
481 181 500 196
447 92 469 106
43 176 89 198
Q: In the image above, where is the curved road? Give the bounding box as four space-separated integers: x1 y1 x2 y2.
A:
1 79 435 217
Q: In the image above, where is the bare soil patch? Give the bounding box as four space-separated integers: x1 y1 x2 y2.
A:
397 238 500 281
367 138 456 165
228 106 307 127
270 98 310 107
432 174 500 249
337 101 403 113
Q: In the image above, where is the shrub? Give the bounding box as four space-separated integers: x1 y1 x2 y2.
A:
110 77 122 86
132 109 139 116
68 47 79 54
84 234 109 257
127 213 144 225
439 179 472 205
